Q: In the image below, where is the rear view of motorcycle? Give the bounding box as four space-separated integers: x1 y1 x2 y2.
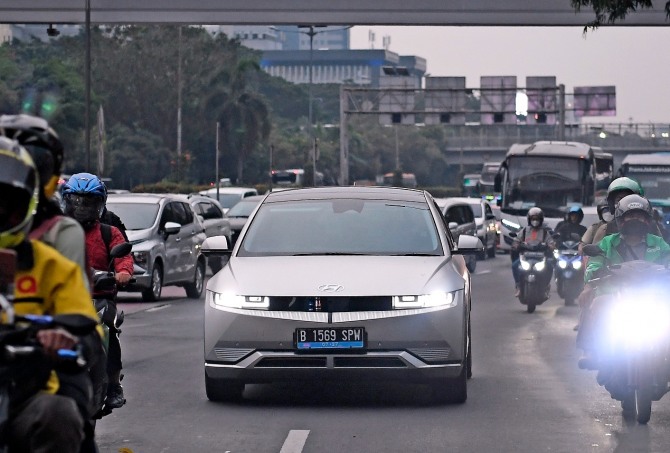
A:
583 245 670 424
554 234 584 306
516 239 553 313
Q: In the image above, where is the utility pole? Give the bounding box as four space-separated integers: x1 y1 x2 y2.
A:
177 26 183 182
85 0 91 172
215 122 220 201
558 84 566 141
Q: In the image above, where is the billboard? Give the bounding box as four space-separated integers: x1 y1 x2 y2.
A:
424 77 467 125
480 76 517 125
573 86 616 117
526 76 557 125
378 70 417 125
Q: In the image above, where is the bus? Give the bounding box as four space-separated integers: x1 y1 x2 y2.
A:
617 153 670 199
478 161 502 201
494 141 613 251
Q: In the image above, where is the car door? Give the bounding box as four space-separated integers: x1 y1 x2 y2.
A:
483 202 497 246
172 202 200 281
197 201 230 239
158 202 181 284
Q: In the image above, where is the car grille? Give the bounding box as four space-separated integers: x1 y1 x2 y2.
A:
214 348 255 363
267 296 392 312
255 357 328 368
407 347 452 363
254 356 406 368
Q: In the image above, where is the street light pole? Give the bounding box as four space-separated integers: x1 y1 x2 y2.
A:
85 0 91 172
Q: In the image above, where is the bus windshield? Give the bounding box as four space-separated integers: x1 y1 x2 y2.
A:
625 167 670 199
504 156 585 217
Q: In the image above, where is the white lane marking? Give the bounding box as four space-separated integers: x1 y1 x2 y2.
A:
474 270 491 275
279 430 310 453
145 305 170 312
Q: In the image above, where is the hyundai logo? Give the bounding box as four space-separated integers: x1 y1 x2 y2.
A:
318 284 343 293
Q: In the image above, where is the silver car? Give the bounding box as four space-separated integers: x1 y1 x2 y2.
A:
185 194 232 274
107 193 207 301
202 187 482 403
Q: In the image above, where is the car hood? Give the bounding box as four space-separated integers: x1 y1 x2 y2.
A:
126 229 155 243
207 255 465 296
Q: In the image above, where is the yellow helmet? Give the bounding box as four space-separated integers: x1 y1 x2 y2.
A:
0 137 39 249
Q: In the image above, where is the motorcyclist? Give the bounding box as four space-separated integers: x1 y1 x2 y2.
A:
554 205 587 246
579 198 611 253
63 173 134 409
591 177 649 244
0 114 88 277
0 137 102 453
511 207 555 297
577 194 670 369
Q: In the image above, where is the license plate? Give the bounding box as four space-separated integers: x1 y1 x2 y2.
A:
295 327 366 350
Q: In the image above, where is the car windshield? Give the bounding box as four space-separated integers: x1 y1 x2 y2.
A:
226 199 260 218
469 203 482 217
625 170 670 199
106 202 160 230
238 198 442 257
213 194 244 209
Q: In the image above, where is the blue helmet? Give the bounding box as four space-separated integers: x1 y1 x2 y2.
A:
567 205 584 224
63 173 107 228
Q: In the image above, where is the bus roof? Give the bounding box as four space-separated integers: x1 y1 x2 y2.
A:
506 141 593 159
621 153 670 166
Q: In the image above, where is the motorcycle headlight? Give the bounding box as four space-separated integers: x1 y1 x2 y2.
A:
534 261 546 271
208 291 269 310
607 297 670 346
393 291 458 309
558 260 568 269
520 260 531 271
572 260 582 270
553 250 560 259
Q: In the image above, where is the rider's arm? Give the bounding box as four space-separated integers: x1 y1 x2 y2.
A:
109 227 134 277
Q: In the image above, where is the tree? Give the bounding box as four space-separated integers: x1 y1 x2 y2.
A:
571 0 670 30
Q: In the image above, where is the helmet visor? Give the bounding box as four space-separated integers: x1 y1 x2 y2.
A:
0 151 37 194
0 185 31 233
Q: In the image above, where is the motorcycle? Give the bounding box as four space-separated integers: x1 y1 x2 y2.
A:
582 244 670 424
91 242 132 418
0 249 95 452
554 233 584 306
512 235 554 313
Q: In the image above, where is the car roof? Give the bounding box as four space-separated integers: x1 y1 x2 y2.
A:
433 197 480 209
107 193 177 204
508 141 592 159
200 187 257 194
262 186 428 203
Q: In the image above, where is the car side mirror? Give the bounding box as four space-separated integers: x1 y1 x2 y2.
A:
486 214 496 220
508 231 517 238
448 221 458 230
164 221 181 236
453 235 484 255
201 235 232 256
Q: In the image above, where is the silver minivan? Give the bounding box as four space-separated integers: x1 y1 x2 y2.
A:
434 197 478 273
107 193 207 301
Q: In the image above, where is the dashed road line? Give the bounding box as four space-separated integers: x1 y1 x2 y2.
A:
145 304 170 312
279 430 310 453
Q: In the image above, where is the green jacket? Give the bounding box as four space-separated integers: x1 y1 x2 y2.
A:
585 233 670 284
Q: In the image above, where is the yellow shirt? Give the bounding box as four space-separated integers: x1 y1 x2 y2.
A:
10 240 99 393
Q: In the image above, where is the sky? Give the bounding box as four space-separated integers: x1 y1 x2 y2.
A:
350 26 670 124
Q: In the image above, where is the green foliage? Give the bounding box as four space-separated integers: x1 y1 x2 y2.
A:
130 181 204 194
571 0 670 30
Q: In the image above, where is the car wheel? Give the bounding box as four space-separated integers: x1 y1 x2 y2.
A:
432 364 467 404
205 374 245 402
466 324 472 379
185 260 206 299
141 262 163 302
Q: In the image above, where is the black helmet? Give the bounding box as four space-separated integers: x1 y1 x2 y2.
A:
567 205 584 224
614 194 652 236
0 114 64 198
527 207 544 226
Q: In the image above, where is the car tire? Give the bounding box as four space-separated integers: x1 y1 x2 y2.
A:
185 259 206 299
487 240 496 258
205 374 245 402
141 262 163 302
433 365 467 404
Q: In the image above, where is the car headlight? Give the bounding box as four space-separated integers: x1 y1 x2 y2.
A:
520 260 531 271
534 261 546 271
557 259 567 269
132 251 150 264
572 260 582 270
208 291 270 310
392 291 457 309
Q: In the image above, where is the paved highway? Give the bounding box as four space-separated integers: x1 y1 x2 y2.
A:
96 256 670 452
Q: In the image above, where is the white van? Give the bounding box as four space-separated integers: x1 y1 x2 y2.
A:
199 187 258 213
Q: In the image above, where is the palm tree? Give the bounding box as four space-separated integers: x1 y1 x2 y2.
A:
206 60 271 183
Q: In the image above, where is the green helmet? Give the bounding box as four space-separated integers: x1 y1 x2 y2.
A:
606 177 643 213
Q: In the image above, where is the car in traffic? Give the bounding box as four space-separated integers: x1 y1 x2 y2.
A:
185 194 232 274
201 187 482 403
224 194 265 247
460 197 498 259
199 187 258 213
434 197 478 272
107 193 208 301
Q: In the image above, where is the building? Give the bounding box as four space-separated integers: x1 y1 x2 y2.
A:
0 24 80 43
215 25 283 51
260 49 426 87
275 25 350 50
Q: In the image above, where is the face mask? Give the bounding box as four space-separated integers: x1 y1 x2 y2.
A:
620 219 648 237
530 220 540 228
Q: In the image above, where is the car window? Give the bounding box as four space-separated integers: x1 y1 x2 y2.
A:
106 202 159 230
239 199 442 257
433 200 454 249
178 202 194 225
198 202 223 220
445 206 465 225
469 203 482 217
160 203 177 228
227 199 261 218
462 205 475 223
484 203 493 218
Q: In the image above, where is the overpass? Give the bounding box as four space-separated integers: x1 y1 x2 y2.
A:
3 0 669 25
